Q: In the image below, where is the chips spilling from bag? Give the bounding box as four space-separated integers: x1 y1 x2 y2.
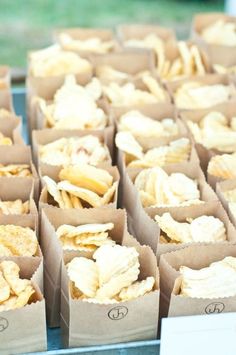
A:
67 244 155 303
179 256 236 298
56 222 115 251
0 199 29 215
0 164 32 177
43 164 117 208
39 135 110 166
38 75 107 129
58 33 115 54
118 110 179 139
174 81 233 109
134 166 201 208
155 212 226 244
208 153 236 180
0 225 38 256
116 132 191 168
0 261 35 312
187 111 236 152
201 19 236 46
29 44 92 77
102 74 168 106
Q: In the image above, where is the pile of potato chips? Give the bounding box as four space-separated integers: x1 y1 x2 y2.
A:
67 244 155 303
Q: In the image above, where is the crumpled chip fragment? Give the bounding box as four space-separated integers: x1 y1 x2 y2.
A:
201 19 236 46
208 153 236 180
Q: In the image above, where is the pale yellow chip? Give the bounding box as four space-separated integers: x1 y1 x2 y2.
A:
208 153 236 180
59 163 113 195
0 261 31 296
0 225 38 256
43 176 65 208
119 276 155 301
0 164 32 177
0 270 10 303
67 257 99 298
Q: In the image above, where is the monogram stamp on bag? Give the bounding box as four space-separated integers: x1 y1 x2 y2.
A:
108 306 128 320
205 302 225 314
0 317 8 332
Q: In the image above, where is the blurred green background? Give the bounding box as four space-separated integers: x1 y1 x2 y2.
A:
0 0 224 67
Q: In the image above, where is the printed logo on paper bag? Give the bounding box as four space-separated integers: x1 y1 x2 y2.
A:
0 317 8 332
108 306 128 320
205 302 225 314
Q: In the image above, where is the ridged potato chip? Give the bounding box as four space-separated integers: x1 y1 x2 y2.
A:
29 44 92 77
180 256 236 298
208 153 236 180
0 261 35 312
155 212 226 243
39 75 107 130
201 20 236 46
0 225 38 257
118 110 178 139
67 257 99 298
135 166 200 208
43 176 65 208
39 135 110 167
118 276 155 301
174 81 233 109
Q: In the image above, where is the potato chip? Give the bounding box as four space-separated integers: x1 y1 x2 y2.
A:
67 257 99 298
208 153 236 180
0 244 12 256
0 295 18 312
214 63 236 75
39 135 110 167
0 164 31 177
118 110 178 140
0 225 38 256
43 176 65 208
0 132 12 146
118 276 155 301
59 163 113 195
0 261 31 296
58 33 115 54
115 131 143 159
135 166 201 208
61 190 73 209
29 44 92 77
174 81 233 109
39 75 107 130
201 19 236 46
155 212 226 244
0 270 10 303
180 256 236 298
187 112 236 152
0 199 30 215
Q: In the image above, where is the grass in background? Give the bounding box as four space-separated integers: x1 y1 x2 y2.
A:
0 0 224 67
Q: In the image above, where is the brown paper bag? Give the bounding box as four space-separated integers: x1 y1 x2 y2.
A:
54 27 120 58
180 101 236 174
32 127 114 168
192 13 236 67
146 200 236 259
41 207 136 327
117 23 176 44
166 73 236 110
0 177 37 217
0 111 24 145
0 145 39 202
216 178 236 228
90 50 155 84
26 69 93 134
60 223 159 347
39 164 120 211
0 257 47 354
160 244 236 318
